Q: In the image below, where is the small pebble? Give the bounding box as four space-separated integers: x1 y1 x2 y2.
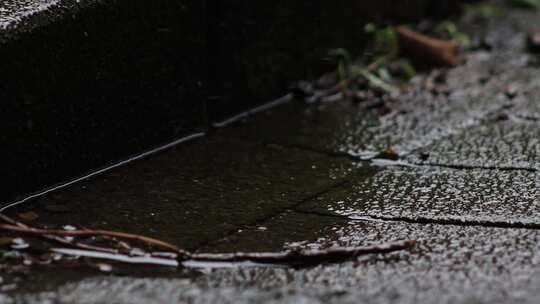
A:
504 84 518 99
63 225 77 231
419 152 430 161
97 263 113 272
528 29 540 52
11 238 29 250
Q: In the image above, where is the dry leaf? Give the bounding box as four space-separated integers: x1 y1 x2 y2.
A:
396 26 460 67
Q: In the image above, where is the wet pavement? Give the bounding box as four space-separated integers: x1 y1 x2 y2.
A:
4 3 540 304
8 136 356 250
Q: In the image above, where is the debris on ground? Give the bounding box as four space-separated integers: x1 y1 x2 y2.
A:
0 213 415 269
397 26 460 67
374 148 400 161
292 20 467 106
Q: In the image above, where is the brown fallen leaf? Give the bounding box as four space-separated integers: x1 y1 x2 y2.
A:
396 26 460 67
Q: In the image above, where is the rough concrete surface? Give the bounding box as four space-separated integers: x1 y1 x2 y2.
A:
4 3 540 304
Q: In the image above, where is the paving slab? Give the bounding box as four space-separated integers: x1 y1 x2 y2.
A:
19 160 539 304
6 135 360 250
405 62 540 169
407 118 540 169
512 85 540 121
13 219 540 304
297 166 540 226
200 211 348 253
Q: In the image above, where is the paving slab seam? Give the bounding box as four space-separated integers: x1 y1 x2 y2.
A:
512 114 540 122
293 209 540 232
409 162 536 173
365 159 538 173
249 142 537 173
224 121 539 174
194 180 351 252
349 214 540 231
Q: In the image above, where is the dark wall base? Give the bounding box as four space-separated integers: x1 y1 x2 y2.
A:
1 0 460 204
1 0 206 202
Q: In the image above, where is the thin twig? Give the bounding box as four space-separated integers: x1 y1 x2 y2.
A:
1 214 124 254
51 240 414 268
0 214 117 253
186 240 415 266
48 233 120 254
0 223 185 256
79 225 133 252
0 214 415 268
0 214 25 227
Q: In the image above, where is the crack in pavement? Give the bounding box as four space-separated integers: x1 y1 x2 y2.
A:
408 162 537 172
227 104 540 174
238 138 539 173
293 209 540 231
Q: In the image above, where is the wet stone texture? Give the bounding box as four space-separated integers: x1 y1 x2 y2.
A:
407 118 540 169
14 221 540 304
7 4 540 304
297 166 540 226
200 211 349 253
8 136 358 250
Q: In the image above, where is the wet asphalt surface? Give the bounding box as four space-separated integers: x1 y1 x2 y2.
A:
4 5 540 304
